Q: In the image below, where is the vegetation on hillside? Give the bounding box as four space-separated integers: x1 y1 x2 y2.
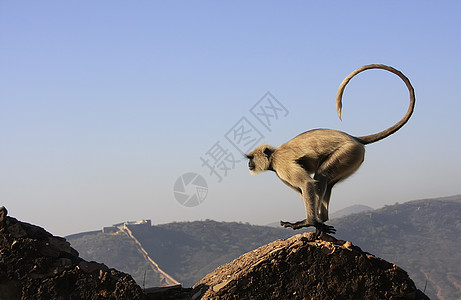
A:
68 231 162 288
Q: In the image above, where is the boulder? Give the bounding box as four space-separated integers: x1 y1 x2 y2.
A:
0 208 146 300
193 232 429 300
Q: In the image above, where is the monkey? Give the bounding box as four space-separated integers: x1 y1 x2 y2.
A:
246 64 415 236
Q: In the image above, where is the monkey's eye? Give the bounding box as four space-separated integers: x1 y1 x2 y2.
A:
246 155 254 160
263 148 273 157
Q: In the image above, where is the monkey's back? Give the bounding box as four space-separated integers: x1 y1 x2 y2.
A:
276 129 363 162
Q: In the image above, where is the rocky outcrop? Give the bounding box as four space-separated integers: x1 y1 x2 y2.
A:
193 232 429 300
0 207 146 300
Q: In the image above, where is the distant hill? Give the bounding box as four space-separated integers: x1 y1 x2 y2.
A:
67 195 461 300
329 204 374 219
265 204 374 227
68 224 178 288
126 221 295 287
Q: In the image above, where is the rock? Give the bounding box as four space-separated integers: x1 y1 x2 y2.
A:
78 260 110 275
0 209 147 300
5 223 27 238
0 206 7 228
193 232 430 300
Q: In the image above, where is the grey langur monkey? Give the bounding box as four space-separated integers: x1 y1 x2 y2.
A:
246 64 415 236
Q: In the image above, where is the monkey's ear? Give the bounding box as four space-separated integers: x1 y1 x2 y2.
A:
263 147 273 158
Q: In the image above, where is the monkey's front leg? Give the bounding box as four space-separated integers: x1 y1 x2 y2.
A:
280 219 311 230
280 181 318 230
280 220 336 234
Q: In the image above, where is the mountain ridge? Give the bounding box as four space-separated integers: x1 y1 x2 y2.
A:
329 204 374 219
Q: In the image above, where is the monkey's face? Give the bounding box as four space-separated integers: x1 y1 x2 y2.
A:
246 144 274 175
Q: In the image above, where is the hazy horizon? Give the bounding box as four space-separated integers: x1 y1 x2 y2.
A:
2 1 461 236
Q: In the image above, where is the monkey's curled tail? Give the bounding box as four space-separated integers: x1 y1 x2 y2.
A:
335 64 416 145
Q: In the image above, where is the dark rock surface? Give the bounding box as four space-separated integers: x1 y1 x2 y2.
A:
193 232 430 300
0 207 146 300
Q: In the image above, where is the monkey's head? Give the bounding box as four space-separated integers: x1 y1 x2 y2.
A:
245 143 275 175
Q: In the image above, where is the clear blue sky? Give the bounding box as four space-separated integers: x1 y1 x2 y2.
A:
1 1 460 236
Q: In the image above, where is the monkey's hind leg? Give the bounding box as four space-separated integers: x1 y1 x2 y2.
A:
315 179 337 223
315 141 365 233
314 222 336 236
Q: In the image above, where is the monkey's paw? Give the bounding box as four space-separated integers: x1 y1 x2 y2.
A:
315 222 336 235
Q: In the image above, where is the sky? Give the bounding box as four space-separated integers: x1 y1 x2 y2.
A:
1 1 461 237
